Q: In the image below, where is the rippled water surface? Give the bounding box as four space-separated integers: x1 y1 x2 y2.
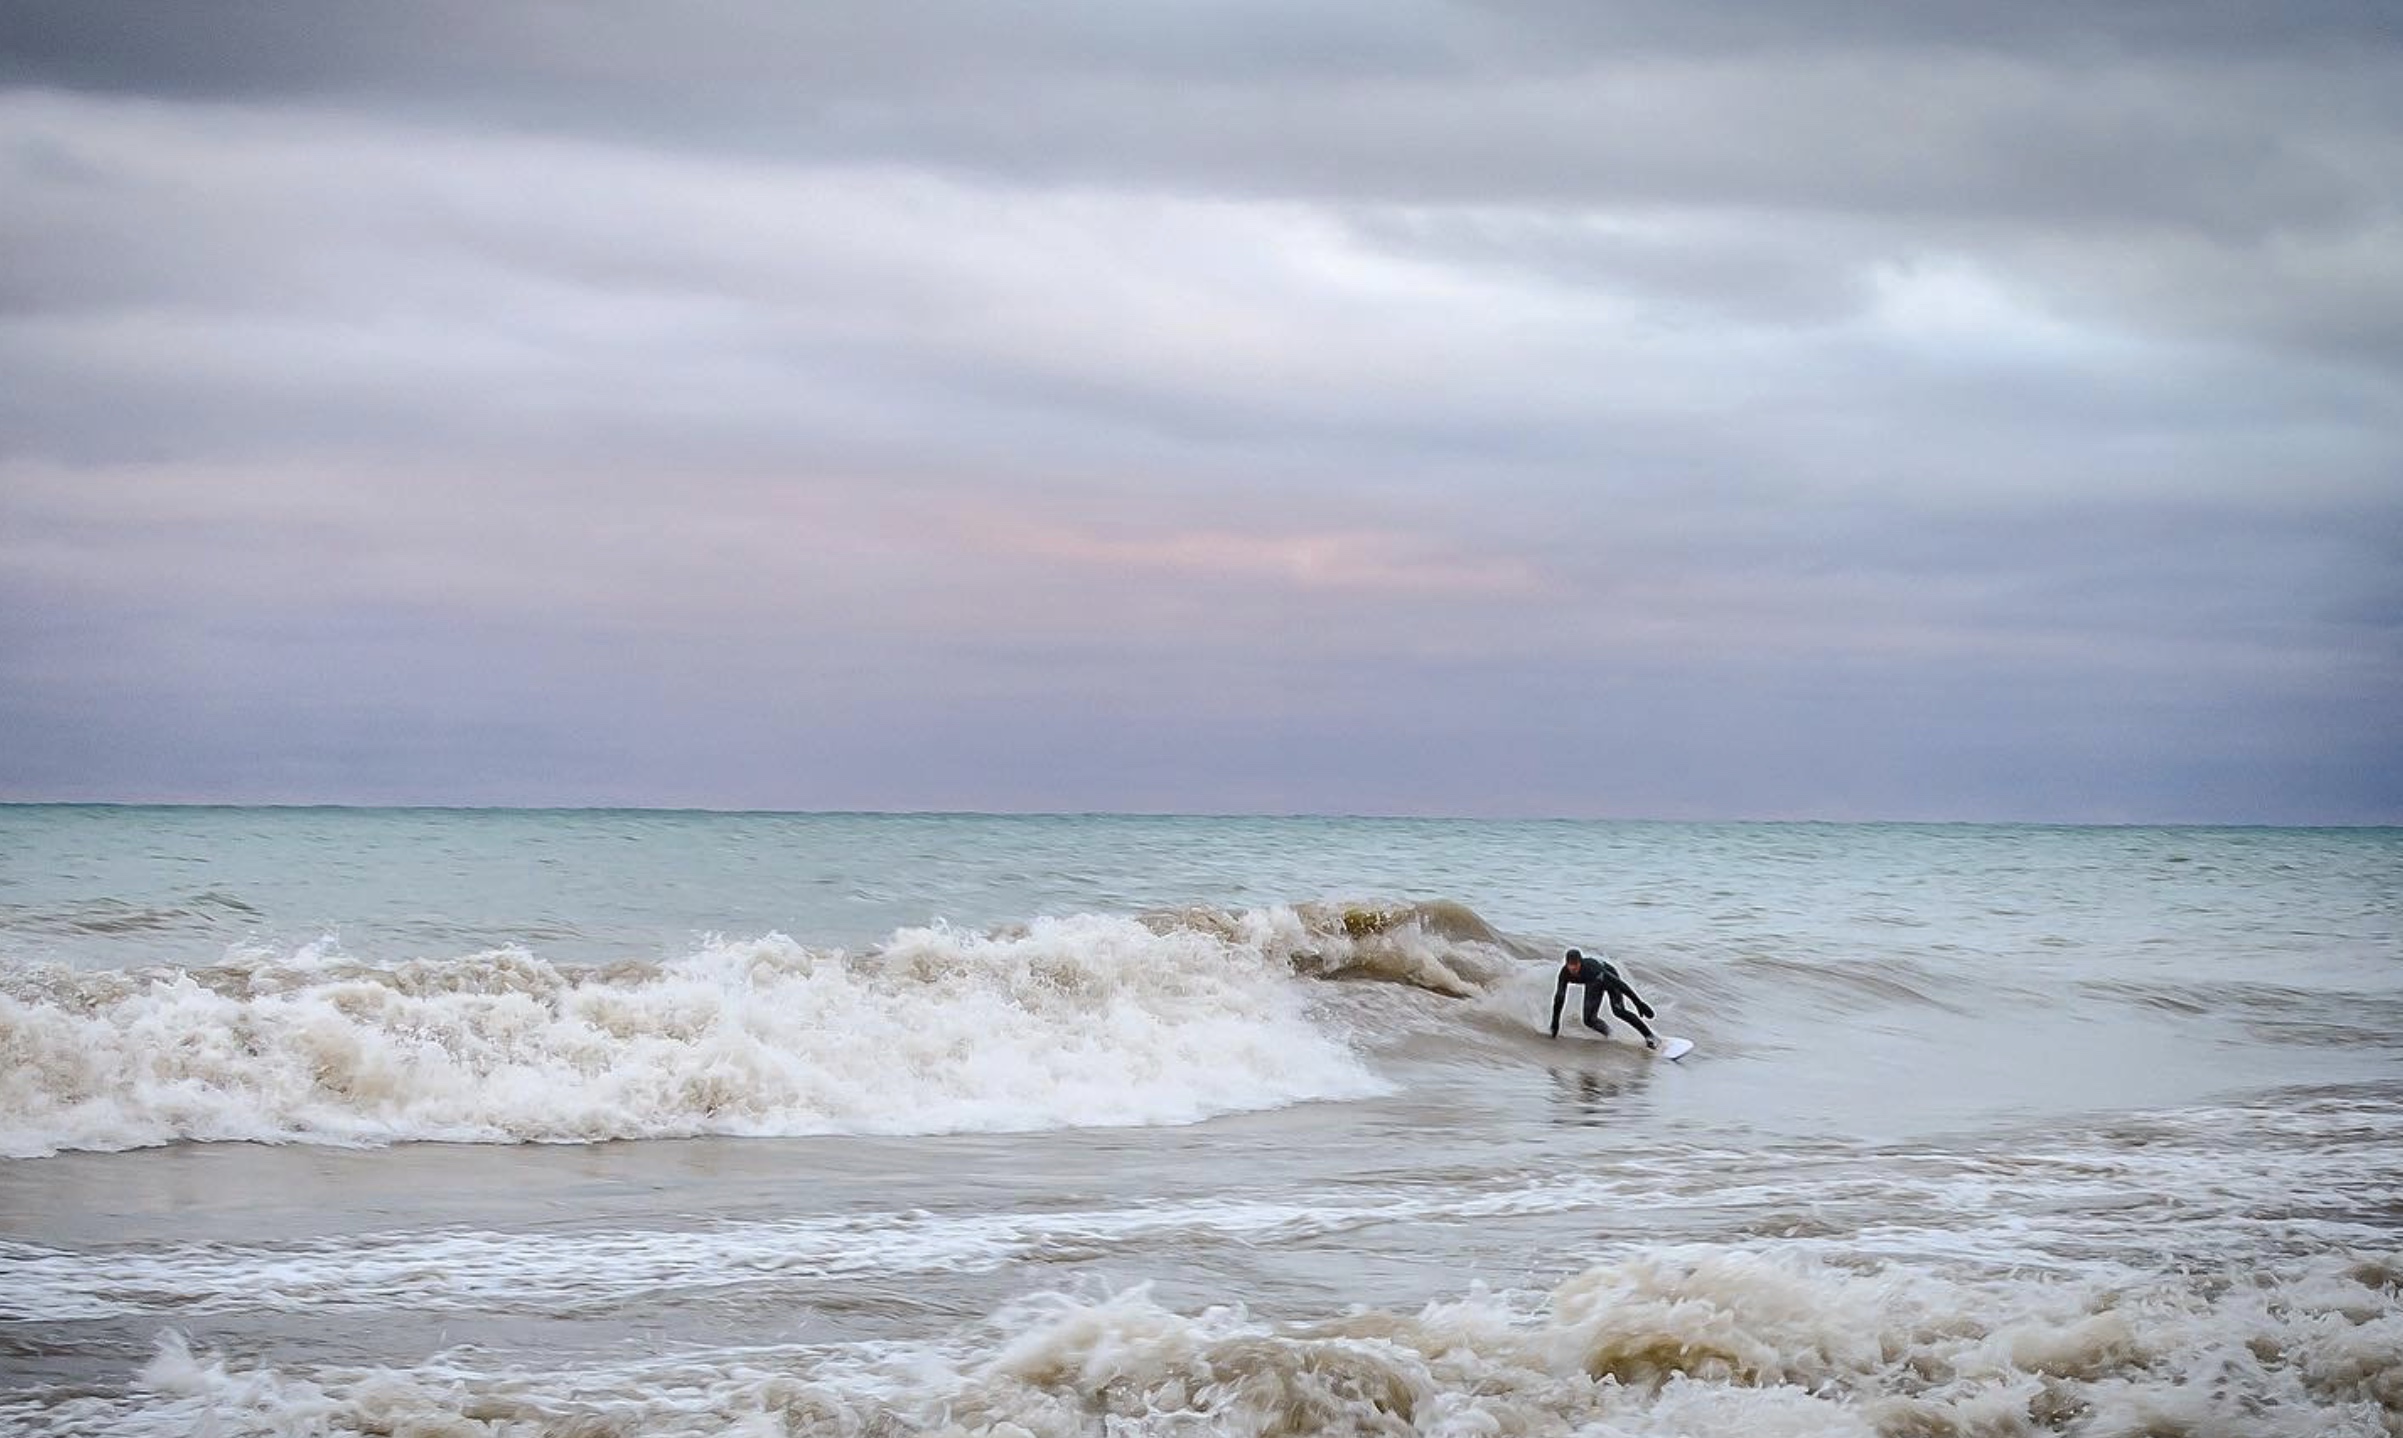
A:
1 809 2397 1435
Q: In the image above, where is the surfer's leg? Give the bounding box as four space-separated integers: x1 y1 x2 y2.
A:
1580 985 1611 1036
1609 994 1656 1043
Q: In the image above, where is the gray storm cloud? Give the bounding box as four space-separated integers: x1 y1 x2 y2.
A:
1 1 2397 819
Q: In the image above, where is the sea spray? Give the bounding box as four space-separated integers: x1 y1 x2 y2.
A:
0 904 1526 1157
14 1246 2397 1437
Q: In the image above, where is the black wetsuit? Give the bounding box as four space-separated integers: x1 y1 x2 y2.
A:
1549 958 1656 1042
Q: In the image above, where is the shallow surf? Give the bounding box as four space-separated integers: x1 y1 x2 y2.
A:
3 810 2396 1434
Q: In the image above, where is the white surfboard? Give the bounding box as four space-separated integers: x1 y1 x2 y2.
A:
1656 1036 1695 1061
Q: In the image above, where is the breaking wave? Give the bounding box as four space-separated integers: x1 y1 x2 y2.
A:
0 902 1515 1158
15 1245 2398 1437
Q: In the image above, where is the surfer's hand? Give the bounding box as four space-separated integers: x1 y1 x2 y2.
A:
1637 1002 1654 1019
1547 1027 1558 1039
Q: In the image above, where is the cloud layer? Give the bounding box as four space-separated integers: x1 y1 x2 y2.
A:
3 2 2398 819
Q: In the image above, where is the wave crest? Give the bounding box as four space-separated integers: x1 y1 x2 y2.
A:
1149 899 1520 997
0 903 1503 1157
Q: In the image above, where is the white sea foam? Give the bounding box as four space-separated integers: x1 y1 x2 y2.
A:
0 912 1400 1157
11 1094 2391 1326
0 1176 1673 1325
0 1192 1505 1324
9 1246 2397 1437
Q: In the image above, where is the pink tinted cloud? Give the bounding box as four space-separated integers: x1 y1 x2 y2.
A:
975 513 1550 599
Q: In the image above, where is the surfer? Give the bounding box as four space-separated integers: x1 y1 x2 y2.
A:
1547 949 1658 1048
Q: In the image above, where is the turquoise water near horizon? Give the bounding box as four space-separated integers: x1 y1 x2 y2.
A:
9 801 2394 958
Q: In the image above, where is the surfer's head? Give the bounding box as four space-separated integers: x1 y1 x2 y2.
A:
1564 948 1583 971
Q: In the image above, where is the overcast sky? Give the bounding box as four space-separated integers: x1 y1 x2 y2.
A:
2 2 2397 821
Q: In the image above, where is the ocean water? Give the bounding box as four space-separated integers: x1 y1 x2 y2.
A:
0 808 2396 1437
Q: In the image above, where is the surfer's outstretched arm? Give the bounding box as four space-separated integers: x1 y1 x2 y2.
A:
1547 972 1570 1037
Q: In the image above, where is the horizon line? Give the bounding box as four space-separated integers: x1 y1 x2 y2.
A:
0 800 2394 831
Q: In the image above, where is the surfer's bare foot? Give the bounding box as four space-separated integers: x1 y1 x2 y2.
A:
1645 1037 1659 1050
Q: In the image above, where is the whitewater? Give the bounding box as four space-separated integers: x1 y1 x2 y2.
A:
1 809 2396 1436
